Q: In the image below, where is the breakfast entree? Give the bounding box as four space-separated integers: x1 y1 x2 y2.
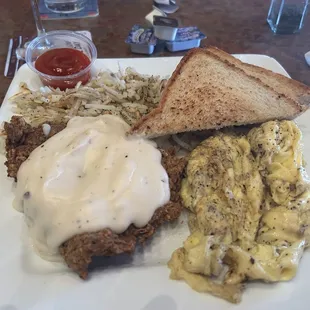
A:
1 47 310 303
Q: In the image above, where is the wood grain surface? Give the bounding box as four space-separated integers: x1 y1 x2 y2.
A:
1 0 309 103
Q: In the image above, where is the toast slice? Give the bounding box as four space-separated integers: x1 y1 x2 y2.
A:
207 47 310 106
130 47 310 138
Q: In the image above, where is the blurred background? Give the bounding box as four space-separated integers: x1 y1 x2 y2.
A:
0 0 310 100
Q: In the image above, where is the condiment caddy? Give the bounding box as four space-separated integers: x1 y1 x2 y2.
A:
125 10 206 55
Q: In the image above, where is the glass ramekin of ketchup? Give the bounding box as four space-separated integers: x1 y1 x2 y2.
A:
25 30 97 90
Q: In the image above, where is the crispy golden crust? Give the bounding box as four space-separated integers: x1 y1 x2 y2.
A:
4 116 66 180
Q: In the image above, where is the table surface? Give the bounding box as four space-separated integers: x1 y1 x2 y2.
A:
1 0 310 103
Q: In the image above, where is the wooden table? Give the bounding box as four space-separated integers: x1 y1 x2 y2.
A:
1 0 310 103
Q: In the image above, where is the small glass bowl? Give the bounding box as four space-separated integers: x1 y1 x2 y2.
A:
25 30 97 90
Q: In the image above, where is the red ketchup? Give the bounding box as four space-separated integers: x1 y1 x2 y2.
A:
35 48 91 90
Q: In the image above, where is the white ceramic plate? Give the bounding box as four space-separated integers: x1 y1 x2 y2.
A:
1 55 310 310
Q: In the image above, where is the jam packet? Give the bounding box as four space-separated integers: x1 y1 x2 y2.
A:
173 27 206 42
165 27 206 52
125 25 157 45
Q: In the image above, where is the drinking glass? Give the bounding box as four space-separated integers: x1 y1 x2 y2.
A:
44 0 87 13
267 0 309 34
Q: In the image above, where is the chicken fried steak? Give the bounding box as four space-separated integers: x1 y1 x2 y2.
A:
4 116 186 279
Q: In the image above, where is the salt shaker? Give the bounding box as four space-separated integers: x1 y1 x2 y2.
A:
267 0 309 34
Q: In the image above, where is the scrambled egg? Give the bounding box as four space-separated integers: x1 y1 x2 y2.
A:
168 120 310 303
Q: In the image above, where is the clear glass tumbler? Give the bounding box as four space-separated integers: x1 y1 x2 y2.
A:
44 0 87 13
267 0 309 34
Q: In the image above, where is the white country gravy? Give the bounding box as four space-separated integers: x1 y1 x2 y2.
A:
13 115 170 259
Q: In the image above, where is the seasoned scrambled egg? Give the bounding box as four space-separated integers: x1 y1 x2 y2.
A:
168 120 310 303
